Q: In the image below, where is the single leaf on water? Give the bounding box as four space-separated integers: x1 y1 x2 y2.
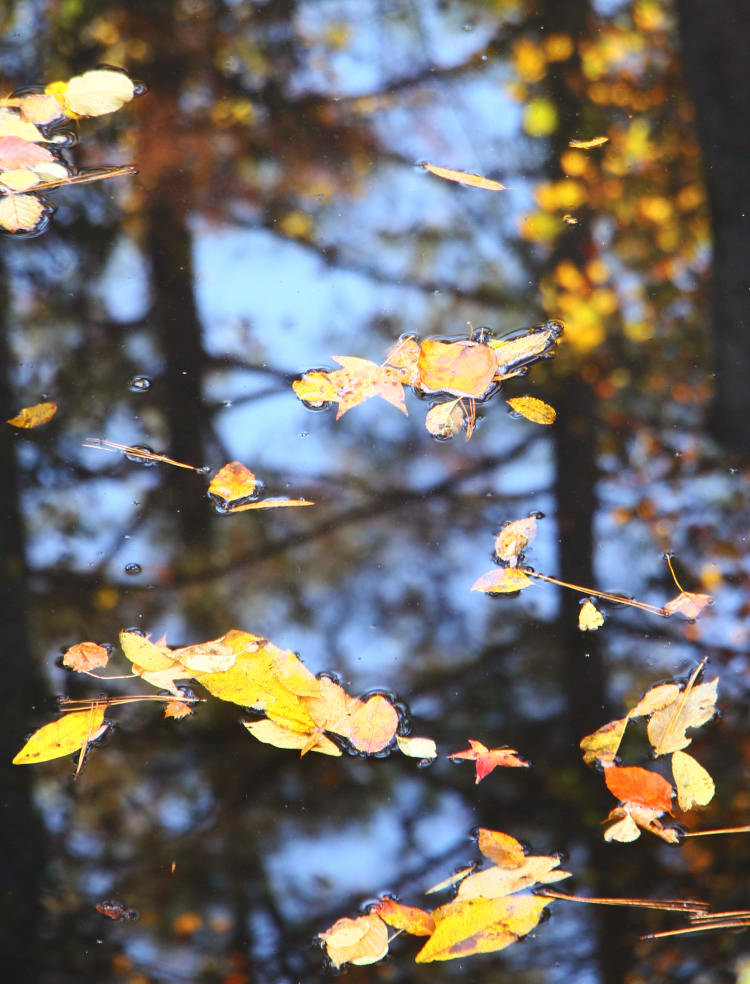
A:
489 320 563 373
448 739 530 783
52 69 136 117
494 516 538 566
568 136 608 149
415 894 550 962
292 370 338 405
579 716 628 767
424 399 466 439
375 898 435 936
506 395 556 425
349 694 399 753
471 568 534 594
13 707 105 765
318 912 389 969
208 461 260 503
476 829 527 868
63 641 109 673
664 591 712 619
163 700 194 720
417 339 497 398
646 677 718 756
0 192 47 233
244 718 341 756
423 162 507 192
603 764 674 812
671 750 715 811
396 735 437 760
579 599 604 631
7 400 57 428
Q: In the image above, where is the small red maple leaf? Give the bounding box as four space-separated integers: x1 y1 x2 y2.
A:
448 739 530 783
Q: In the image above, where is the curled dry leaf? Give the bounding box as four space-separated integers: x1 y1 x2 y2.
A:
375 898 435 936
578 599 604 631
448 739 530 783
603 764 674 813
13 707 106 765
423 162 507 192
7 400 58 428
318 912 389 969
506 395 556 425
489 320 563 374
417 339 497 398
63 641 109 673
471 568 534 594
494 516 538 566
396 735 437 760
671 750 715 811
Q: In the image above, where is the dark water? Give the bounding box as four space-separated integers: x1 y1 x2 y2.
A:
1 2 749 982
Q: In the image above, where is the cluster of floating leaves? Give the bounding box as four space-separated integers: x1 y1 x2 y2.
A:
293 321 562 440
581 657 719 843
472 514 713 627
0 68 141 236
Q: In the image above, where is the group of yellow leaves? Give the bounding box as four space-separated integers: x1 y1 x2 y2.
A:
0 68 139 234
293 321 562 440
472 513 713 625
581 658 718 843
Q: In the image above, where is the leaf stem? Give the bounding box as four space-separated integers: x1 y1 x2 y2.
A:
522 570 669 617
682 824 750 838
536 888 709 913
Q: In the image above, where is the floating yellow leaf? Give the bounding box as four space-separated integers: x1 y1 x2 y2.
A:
471 568 534 594
52 69 136 117
417 339 498 398
375 898 435 936
120 631 175 672
579 716 628 767
318 912 389 969
494 516 538 566
476 829 527 867
396 735 437 759
507 395 556 424
415 894 550 962
221 497 314 512
568 136 608 149
647 678 718 756
171 639 236 673
579 599 604 631
7 400 58 428
423 162 506 191
671 750 715 811
244 719 341 756
456 856 569 899
13 707 105 765
489 320 564 373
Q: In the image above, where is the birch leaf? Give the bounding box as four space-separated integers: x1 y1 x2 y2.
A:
672 750 715 811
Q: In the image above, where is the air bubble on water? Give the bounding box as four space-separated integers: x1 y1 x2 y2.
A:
132 80 148 96
222 400 233 408
128 375 152 393
124 563 142 575
299 431 308 438
463 22 474 31
126 445 156 466
197 464 212 475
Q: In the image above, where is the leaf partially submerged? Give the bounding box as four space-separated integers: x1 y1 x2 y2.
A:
7 400 57 428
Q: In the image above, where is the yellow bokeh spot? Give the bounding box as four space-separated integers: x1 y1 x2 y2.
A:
624 320 654 342
95 586 119 611
519 210 560 242
512 39 547 83
279 211 313 239
610 368 630 388
638 196 673 224
323 22 351 49
558 302 606 352
544 34 574 62
591 287 619 316
633 0 668 32
699 563 722 592
523 98 558 137
535 179 587 211
554 260 588 292
559 149 589 177
677 184 704 211
586 258 609 284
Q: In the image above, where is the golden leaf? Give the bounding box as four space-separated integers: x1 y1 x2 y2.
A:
579 717 628 767
415 895 550 962
417 339 498 398
349 694 399 753
375 898 435 936
55 69 136 117
476 829 527 868
671 750 715 811
120 631 176 672
13 707 105 765
171 639 236 673
506 395 557 424
318 912 389 969
456 857 570 900
471 568 534 594
494 516 538 565
221 497 314 512
244 719 341 756
7 400 57 428
396 735 437 759
423 162 507 191
578 599 604 631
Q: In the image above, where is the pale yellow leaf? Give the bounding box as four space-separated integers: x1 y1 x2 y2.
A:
471 568 534 593
0 192 46 233
244 719 341 756
423 162 506 191
579 599 604 631
59 69 136 117
396 735 437 759
672 750 715 811
319 913 389 968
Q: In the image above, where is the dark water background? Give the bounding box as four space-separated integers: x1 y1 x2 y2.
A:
1 1 749 982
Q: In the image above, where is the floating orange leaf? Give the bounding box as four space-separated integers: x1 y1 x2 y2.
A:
164 700 194 720
448 739 530 783
603 764 674 813
664 591 713 619
423 162 507 192
7 400 57 428
415 894 550 962
471 568 534 594
208 461 260 503
349 694 399 753
494 516 538 566
63 641 109 673
671 750 715 811
318 912 389 969
578 599 604 631
375 898 435 936
476 829 527 867
13 707 106 765
507 395 556 424
417 339 497 398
